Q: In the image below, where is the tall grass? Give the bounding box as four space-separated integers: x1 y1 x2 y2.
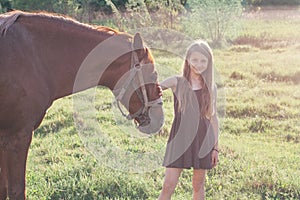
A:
26 8 300 199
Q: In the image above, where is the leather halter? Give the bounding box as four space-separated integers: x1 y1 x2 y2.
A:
113 50 162 126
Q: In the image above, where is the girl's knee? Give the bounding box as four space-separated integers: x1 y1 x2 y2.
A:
192 172 206 193
192 181 205 193
162 180 177 194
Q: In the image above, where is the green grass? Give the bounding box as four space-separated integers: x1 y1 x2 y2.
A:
26 9 300 200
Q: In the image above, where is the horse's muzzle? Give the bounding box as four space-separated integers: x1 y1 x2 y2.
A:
138 103 164 134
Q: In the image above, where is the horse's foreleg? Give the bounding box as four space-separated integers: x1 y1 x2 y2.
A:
0 149 8 200
7 130 33 200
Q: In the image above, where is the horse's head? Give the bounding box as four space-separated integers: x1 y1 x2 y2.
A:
112 33 164 134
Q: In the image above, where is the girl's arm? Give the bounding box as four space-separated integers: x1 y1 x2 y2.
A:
211 85 219 150
211 112 219 168
159 76 178 91
211 115 219 150
211 85 219 168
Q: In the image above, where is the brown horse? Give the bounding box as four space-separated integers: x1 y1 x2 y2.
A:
0 11 164 200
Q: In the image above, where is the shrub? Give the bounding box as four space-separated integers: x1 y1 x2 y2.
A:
183 0 243 47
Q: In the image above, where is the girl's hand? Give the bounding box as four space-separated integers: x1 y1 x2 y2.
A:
211 149 219 168
157 84 163 97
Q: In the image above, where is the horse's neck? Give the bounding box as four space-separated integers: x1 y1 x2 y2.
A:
20 14 122 100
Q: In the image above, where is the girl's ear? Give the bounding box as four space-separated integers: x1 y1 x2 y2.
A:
133 33 144 50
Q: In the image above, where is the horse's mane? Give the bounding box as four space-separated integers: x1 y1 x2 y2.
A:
0 11 22 36
0 10 118 36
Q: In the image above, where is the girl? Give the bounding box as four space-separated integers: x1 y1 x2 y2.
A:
158 40 219 200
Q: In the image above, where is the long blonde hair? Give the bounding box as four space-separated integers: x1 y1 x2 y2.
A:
179 40 214 119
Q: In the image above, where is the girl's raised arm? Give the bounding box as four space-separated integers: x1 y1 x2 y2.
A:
159 76 178 91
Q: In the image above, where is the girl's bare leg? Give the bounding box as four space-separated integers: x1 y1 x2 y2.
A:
192 169 206 200
158 168 183 200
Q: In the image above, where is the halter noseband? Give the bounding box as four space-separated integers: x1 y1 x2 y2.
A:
113 50 162 126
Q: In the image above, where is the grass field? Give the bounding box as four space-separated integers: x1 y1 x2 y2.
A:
26 7 300 200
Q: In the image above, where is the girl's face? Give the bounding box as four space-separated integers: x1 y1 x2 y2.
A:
188 51 208 75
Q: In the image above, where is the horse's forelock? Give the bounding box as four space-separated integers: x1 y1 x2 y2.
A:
145 47 154 63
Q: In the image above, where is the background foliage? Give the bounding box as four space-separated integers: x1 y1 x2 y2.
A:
2 0 299 46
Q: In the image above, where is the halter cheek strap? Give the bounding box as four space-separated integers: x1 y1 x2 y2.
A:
114 65 140 120
113 51 162 123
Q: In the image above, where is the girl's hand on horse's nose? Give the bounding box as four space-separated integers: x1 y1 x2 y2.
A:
157 84 163 97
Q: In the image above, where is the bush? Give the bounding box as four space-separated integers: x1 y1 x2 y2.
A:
182 0 243 47
0 0 11 13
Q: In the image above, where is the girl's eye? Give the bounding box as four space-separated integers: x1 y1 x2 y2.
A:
190 59 198 65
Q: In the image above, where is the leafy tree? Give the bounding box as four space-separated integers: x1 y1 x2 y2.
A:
180 0 187 6
10 0 81 18
112 0 128 11
53 0 80 16
125 0 152 29
11 0 56 12
146 0 185 29
78 0 127 15
184 0 242 47
0 0 12 13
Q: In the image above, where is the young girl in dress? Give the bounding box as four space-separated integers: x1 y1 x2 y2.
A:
158 40 219 200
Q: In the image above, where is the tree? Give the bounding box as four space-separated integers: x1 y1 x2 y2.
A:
125 0 152 29
180 0 187 6
10 0 81 18
11 0 56 12
0 0 12 13
146 0 185 29
52 0 80 16
184 0 242 47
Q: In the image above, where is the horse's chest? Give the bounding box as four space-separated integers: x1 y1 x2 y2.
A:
0 135 10 150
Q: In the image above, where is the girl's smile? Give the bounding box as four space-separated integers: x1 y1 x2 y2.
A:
189 51 208 75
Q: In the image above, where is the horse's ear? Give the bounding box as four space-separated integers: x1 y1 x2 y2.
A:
133 33 144 50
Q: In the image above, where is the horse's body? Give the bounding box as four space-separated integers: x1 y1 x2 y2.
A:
0 11 163 199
